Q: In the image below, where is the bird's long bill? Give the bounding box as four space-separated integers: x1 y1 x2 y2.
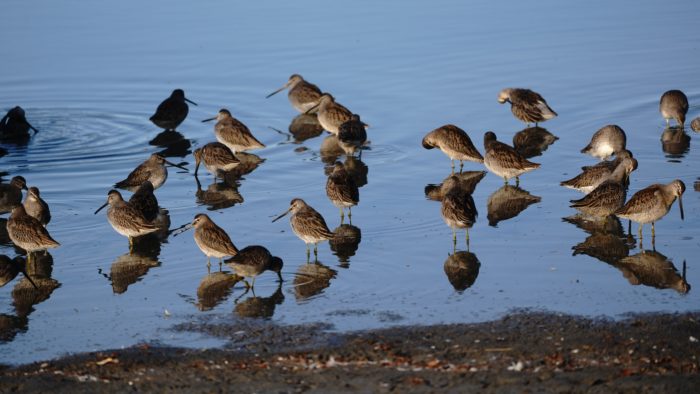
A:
194 160 200 176
165 159 189 172
22 271 39 290
304 102 320 114
265 84 287 99
27 122 39 133
94 201 108 215
185 98 198 106
171 223 193 237
678 195 684 220
201 117 217 123
271 208 291 223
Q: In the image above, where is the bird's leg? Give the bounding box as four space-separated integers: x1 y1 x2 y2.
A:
251 276 256 289
651 222 656 239
244 280 251 289
628 220 631 235
459 161 464 173
128 237 134 253
451 160 455 173
348 207 353 224
665 118 670 127
452 228 457 253
314 243 319 261
340 208 345 224
503 177 508 185
207 256 211 271
515 177 520 187
638 224 643 242
306 244 310 263
466 228 470 251
219 258 223 272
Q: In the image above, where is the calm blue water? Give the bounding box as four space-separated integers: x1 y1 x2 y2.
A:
1 0 699 364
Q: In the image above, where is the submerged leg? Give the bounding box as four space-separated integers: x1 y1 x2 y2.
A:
466 228 470 251
340 208 345 224
314 243 319 261
651 222 656 238
306 244 310 263
459 161 464 173
638 224 643 241
515 176 520 187
452 228 457 252
219 258 223 272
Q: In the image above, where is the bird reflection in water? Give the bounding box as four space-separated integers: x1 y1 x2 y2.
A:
293 261 337 301
425 171 486 202
220 152 265 181
512 126 558 159
617 251 689 294
11 252 60 318
234 282 285 319
195 176 244 211
444 251 481 293
0 313 28 342
0 254 37 289
289 113 324 142
660 127 690 160
566 214 634 264
439 175 477 251
103 237 161 294
320 135 345 163
149 130 192 158
487 185 541 227
196 272 239 311
330 223 361 268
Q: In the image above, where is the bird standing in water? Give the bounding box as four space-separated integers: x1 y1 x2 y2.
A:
150 89 198 131
659 90 688 128
266 74 323 113
497 88 557 126
272 199 334 262
202 109 265 153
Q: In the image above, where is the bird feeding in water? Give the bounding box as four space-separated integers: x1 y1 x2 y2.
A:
659 90 688 128
149 89 198 131
422 124 483 172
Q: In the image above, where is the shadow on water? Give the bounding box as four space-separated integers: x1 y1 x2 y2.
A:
293 260 337 301
660 126 690 161
444 250 481 293
512 126 558 159
487 185 541 227
12 252 60 318
149 130 192 158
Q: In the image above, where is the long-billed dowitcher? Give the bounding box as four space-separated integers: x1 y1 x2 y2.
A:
272 198 334 261
0 255 38 289
149 89 198 131
95 189 159 249
497 88 557 126
440 175 478 250
338 114 367 157
569 157 638 217
615 179 685 239
202 109 265 153
22 186 50 227
326 161 359 223
226 245 283 289
7 205 60 262
618 251 689 294
193 142 240 179
581 125 627 160
422 125 484 171
114 153 186 191
266 74 323 113
188 213 239 270
305 94 356 135
128 181 169 230
483 131 540 185
0 176 27 214
659 90 689 128
561 149 635 194
0 106 39 140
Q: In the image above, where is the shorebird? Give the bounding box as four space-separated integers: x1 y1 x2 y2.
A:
272 198 334 261
0 176 28 214
149 89 198 131
569 157 638 217
326 161 359 223
22 187 50 227
203 109 265 153
114 153 186 191
337 114 367 157
561 150 635 194
440 175 478 251
128 181 169 230
226 245 283 289
659 90 688 128
0 106 39 140
483 131 540 185
193 142 240 180
305 94 357 135
615 180 685 239
422 125 483 172
95 189 159 249
184 213 239 271
581 125 627 160
266 74 323 113
7 205 60 263
497 88 557 126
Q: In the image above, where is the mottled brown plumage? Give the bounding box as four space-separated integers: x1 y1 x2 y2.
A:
618 251 689 294
444 251 481 292
305 94 356 135
615 180 685 239
512 126 558 158
95 190 159 247
483 131 540 184
337 114 367 156
498 88 557 125
266 74 323 113
326 162 359 222
440 176 478 250
425 171 487 202
570 158 637 217
659 90 688 128
581 125 627 160
114 153 172 191
191 213 239 268
272 198 334 260
23 187 51 227
193 142 240 179
0 176 27 214
149 89 197 131
562 150 635 194
203 109 265 153
226 245 283 288
128 181 159 223
7 205 60 256
486 185 541 227
422 125 483 170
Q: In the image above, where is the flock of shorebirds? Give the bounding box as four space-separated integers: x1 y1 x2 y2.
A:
0 75 697 291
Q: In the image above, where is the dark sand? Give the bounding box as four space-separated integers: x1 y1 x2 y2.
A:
1 312 698 393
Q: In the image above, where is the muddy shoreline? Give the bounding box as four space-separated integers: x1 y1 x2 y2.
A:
1 311 699 393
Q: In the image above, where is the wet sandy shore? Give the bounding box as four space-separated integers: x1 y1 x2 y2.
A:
1 311 698 393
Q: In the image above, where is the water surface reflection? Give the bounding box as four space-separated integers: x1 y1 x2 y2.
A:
486 185 541 227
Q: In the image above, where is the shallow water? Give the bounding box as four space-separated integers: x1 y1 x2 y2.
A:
1 0 699 364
